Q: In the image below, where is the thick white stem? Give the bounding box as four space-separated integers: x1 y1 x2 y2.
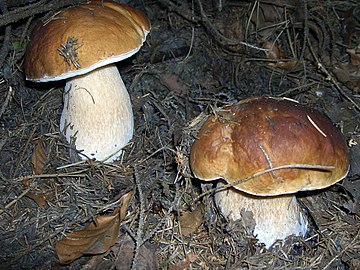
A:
215 182 308 247
60 64 133 162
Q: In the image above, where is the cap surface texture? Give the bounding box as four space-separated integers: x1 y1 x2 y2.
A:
24 0 150 82
190 97 349 196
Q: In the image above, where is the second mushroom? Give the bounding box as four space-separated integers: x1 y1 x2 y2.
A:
190 97 349 247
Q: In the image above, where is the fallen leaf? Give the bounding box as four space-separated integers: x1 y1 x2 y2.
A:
79 254 105 270
333 44 360 93
347 45 360 66
160 74 187 95
55 191 133 264
263 41 286 60
112 237 158 270
30 138 47 174
341 7 359 45
25 192 47 208
251 2 295 38
25 188 54 208
342 178 360 215
263 41 298 70
178 204 203 236
258 2 283 23
170 253 199 270
272 59 298 70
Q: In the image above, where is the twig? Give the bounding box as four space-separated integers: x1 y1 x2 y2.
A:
0 0 87 27
323 229 359 270
131 166 146 270
0 26 11 68
193 163 335 202
0 188 31 215
0 86 13 120
183 0 195 61
157 0 199 24
278 81 318 96
246 0 259 41
307 37 360 111
123 168 183 263
0 137 6 153
258 143 276 178
0 1 11 68
13 15 35 62
12 126 37 178
184 27 195 61
56 160 87 170
12 170 89 182
196 0 267 51
298 0 308 62
20 16 33 48
127 165 184 269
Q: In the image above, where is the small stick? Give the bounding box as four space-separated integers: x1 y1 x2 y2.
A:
307 115 327 137
0 26 11 68
307 37 360 111
196 0 267 51
193 163 335 202
0 86 13 120
12 171 89 182
323 229 359 270
0 0 87 28
131 166 146 270
0 188 31 215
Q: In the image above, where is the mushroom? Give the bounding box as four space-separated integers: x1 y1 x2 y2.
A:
190 97 349 247
24 0 150 162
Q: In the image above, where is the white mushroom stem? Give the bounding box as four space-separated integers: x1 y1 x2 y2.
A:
215 182 308 247
60 64 133 162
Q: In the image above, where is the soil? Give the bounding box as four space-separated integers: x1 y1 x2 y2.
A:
0 0 359 269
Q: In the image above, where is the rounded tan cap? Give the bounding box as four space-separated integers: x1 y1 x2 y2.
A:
24 0 150 82
190 97 349 196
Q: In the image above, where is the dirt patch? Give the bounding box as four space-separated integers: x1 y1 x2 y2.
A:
0 0 359 269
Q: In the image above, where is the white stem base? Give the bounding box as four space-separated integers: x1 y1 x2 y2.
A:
215 182 308 247
60 65 133 162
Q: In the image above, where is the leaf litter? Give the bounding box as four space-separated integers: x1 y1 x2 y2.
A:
0 0 359 269
55 191 132 264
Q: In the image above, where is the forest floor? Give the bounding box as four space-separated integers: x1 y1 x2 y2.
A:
0 0 359 269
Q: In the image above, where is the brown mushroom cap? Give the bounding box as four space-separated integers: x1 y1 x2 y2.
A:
24 0 150 82
190 97 349 196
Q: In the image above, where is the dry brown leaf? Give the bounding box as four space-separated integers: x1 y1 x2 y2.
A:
178 204 203 236
347 45 360 66
270 59 298 70
55 191 133 264
341 8 358 45
333 45 360 93
169 253 199 270
160 74 187 95
251 2 296 38
79 254 105 270
263 41 298 70
30 138 47 174
25 189 54 208
25 192 47 208
263 41 286 60
112 237 158 270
